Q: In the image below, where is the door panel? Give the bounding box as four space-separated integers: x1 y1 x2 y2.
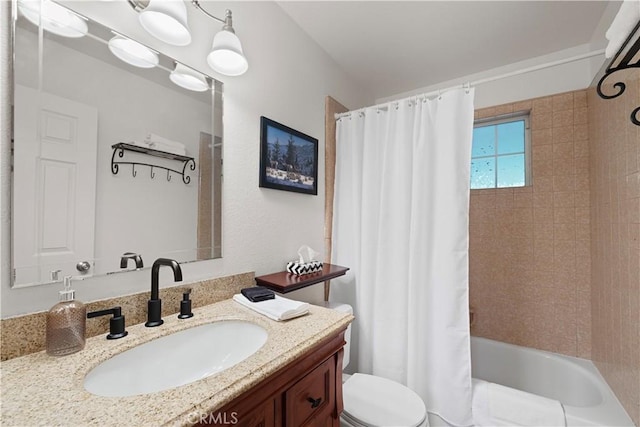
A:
14 85 98 285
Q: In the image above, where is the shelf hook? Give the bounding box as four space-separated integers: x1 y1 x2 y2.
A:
167 169 172 182
150 165 155 179
132 164 137 178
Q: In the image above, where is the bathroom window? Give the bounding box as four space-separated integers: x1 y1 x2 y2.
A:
470 112 530 189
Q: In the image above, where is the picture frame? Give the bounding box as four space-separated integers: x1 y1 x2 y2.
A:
259 116 318 195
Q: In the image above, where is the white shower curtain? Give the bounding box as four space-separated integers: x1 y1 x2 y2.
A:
331 88 475 426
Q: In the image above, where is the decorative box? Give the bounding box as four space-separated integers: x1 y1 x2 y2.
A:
286 260 323 276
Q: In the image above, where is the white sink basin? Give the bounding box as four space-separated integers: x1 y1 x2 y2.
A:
84 320 268 397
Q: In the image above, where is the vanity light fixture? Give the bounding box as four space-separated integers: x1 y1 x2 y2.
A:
205 8 249 77
136 0 192 46
18 0 88 38
170 62 209 92
127 0 249 76
108 34 159 69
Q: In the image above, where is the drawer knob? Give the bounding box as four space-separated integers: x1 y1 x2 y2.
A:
307 396 322 408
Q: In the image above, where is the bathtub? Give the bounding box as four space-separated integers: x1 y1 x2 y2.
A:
469 337 634 427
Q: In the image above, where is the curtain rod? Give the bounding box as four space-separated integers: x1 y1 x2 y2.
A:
335 49 605 120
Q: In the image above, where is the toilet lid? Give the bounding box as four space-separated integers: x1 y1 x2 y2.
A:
343 373 426 427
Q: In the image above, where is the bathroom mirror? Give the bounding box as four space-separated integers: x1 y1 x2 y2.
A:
11 0 223 287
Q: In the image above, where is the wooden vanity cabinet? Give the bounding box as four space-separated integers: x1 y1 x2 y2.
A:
196 329 346 427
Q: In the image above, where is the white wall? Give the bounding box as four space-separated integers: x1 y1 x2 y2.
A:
376 43 606 109
375 0 622 109
1 1 373 317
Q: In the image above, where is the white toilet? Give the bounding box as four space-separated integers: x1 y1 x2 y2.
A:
329 303 428 427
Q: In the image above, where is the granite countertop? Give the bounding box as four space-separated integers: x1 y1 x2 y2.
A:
1 299 353 426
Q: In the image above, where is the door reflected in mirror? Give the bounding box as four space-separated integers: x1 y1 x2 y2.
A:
12 1 223 287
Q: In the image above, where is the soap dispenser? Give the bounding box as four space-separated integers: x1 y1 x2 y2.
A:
46 276 86 356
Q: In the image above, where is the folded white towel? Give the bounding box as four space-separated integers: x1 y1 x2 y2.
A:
472 379 565 427
127 140 152 149
232 294 309 321
605 0 640 58
149 141 187 156
145 133 186 150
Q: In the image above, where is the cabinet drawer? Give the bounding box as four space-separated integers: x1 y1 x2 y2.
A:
285 356 336 427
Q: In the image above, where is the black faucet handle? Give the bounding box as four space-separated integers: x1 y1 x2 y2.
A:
120 252 144 269
87 306 128 340
178 289 194 319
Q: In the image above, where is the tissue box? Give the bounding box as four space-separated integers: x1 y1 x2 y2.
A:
286 260 323 276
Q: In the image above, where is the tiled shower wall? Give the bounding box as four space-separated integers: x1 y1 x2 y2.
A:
588 75 640 426
469 90 592 358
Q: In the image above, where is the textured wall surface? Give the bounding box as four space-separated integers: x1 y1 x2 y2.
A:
588 74 640 426
470 90 592 359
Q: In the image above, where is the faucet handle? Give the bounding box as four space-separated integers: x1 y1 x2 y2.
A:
178 289 194 319
87 306 128 340
50 269 62 282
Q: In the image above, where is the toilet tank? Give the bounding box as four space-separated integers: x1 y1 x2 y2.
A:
326 302 352 369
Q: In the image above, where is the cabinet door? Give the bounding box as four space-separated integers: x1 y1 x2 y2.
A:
284 356 336 427
195 397 275 427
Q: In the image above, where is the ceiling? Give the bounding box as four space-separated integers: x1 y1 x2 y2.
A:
278 1 614 100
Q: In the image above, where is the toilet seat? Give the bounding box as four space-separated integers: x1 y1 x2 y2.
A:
342 373 427 427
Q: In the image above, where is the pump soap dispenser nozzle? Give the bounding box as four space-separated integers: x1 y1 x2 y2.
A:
46 275 86 356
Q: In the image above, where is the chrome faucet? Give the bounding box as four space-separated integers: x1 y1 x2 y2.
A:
145 258 183 327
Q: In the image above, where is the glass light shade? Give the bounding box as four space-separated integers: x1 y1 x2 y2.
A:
207 30 248 76
18 0 88 38
108 36 159 69
170 63 209 92
138 0 191 46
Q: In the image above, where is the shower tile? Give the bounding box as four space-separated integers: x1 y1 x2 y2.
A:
574 90 587 109
534 239 554 271
532 128 553 146
576 222 591 241
575 155 590 175
553 142 574 159
553 156 575 176
574 123 589 141
532 112 553 130
533 158 554 177
512 100 532 112
554 191 575 208
495 191 515 208
553 110 574 128
554 222 576 240
476 107 496 119
552 93 574 111
534 207 554 223
513 207 534 223
574 139 589 158
534 222 554 240
554 207 575 223
574 107 588 125
533 176 554 192
575 190 590 207
576 207 591 224
553 175 576 192
494 104 514 116
533 191 554 207
552 126 574 144
532 97 553 114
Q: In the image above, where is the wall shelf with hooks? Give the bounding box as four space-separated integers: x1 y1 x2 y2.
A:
111 143 196 184
597 20 640 127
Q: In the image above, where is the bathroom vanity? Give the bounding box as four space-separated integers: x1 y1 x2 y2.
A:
198 331 344 426
0 299 352 426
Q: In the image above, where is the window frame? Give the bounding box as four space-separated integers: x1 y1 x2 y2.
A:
471 111 531 189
